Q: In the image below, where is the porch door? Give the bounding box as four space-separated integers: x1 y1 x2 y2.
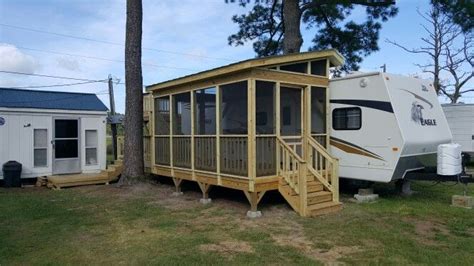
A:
280 85 304 156
53 118 81 174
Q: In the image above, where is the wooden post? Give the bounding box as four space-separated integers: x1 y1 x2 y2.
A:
151 95 156 169
248 79 256 191
169 95 174 177
191 91 196 180
332 158 339 202
198 182 212 204
298 162 308 216
172 177 183 195
244 191 266 214
108 75 118 162
216 85 221 185
275 82 281 175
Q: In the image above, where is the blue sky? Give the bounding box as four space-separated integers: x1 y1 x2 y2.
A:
0 0 472 113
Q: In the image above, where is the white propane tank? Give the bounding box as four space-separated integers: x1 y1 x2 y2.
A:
437 143 462 176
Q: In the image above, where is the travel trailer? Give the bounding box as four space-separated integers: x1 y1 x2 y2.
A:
442 103 474 156
329 72 453 183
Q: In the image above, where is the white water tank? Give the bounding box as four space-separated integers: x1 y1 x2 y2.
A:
437 143 462 176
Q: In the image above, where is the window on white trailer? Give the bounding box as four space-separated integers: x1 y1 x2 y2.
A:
333 107 361 130
33 129 48 167
85 130 98 165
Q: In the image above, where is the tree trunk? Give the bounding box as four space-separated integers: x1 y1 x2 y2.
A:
282 0 303 54
121 0 144 183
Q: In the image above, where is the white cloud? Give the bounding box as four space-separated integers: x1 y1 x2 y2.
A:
0 43 39 73
56 56 81 71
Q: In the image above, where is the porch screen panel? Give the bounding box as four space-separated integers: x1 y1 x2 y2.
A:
154 96 171 166
311 86 327 147
280 87 301 136
220 81 248 176
154 96 170 135
172 92 191 168
256 80 276 176
194 87 217 171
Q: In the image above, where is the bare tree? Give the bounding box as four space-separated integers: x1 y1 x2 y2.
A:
440 34 473 103
121 0 144 184
387 4 473 102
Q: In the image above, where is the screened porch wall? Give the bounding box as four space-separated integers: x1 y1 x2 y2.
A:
152 69 329 179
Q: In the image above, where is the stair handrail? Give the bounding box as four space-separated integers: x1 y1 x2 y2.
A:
276 136 306 195
306 136 339 202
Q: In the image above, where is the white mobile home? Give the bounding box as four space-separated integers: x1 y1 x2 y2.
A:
442 103 474 155
329 72 452 183
0 88 108 179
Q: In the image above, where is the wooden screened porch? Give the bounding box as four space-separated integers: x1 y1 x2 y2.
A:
145 50 344 216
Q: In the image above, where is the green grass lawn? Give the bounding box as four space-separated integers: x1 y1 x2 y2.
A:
0 180 473 265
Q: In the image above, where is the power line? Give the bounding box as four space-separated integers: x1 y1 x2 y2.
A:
0 70 124 85
0 23 235 62
4 79 107 89
12 45 201 72
0 70 105 82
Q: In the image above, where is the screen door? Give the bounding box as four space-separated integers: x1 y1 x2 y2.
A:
53 119 80 174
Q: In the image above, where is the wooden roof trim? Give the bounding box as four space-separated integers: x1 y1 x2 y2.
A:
146 49 344 92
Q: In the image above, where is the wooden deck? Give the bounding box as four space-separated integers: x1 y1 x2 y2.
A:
47 160 123 189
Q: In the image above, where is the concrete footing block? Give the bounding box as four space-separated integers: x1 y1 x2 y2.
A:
354 193 379 203
246 211 262 218
451 195 473 209
199 198 212 204
171 192 183 197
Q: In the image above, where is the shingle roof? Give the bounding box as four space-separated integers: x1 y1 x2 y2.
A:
0 88 108 112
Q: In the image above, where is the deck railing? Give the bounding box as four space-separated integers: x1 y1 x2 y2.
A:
307 136 339 201
220 136 248 176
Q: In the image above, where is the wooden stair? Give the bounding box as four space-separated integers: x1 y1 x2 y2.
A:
278 177 342 217
47 160 123 189
276 135 341 217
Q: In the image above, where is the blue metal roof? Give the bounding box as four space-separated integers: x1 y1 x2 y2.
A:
0 88 108 112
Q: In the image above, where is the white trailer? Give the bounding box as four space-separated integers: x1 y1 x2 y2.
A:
442 103 474 155
328 72 452 183
0 88 108 179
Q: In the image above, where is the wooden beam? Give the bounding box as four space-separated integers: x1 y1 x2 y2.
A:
172 177 183 193
216 85 221 185
248 79 256 192
251 68 329 87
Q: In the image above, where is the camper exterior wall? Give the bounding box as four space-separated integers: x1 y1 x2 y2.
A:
329 72 452 183
0 109 107 179
442 104 474 154
329 73 403 182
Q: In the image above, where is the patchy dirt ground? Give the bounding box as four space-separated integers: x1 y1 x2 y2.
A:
1 178 473 265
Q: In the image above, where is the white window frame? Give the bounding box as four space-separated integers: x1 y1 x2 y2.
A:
85 129 98 166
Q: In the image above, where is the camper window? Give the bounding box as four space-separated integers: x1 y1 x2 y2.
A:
333 107 361 130
33 129 48 167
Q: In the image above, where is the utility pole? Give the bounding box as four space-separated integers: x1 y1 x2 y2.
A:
380 64 386 73
108 74 118 161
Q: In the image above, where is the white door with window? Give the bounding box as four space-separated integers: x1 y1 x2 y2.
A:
52 118 81 174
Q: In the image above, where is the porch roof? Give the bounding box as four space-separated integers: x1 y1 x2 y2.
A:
146 49 344 92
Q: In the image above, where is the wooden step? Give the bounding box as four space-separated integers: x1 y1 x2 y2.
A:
307 201 342 217
307 191 332 205
278 185 300 212
307 181 324 193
